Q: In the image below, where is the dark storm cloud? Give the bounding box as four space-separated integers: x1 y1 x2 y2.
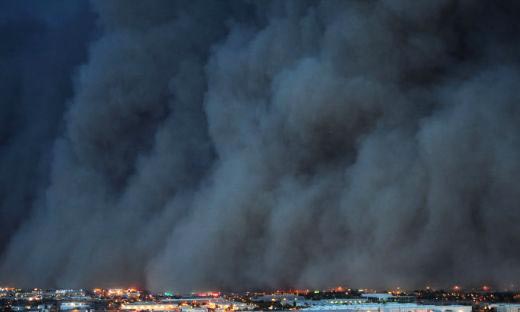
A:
1 0 520 291
0 0 94 253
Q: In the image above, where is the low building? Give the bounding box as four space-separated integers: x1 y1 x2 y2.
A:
60 301 92 310
180 307 207 312
491 304 520 312
121 301 180 311
361 294 415 304
362 294 395 303
309 299 370 306
303 302 472 312
251 294 305 306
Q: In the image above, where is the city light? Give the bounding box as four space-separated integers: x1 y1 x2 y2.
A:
0 286 519 311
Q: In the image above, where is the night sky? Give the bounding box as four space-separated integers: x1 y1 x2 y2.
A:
2 0 520 292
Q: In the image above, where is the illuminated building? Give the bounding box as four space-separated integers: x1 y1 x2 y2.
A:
181 307 207 312
303 303 472 312
121 302 180 311
60 301 92 310
491 304 520 312
309 299 369 306
252 294 305 305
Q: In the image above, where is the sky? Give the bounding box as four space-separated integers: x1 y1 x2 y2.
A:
1 0 520 292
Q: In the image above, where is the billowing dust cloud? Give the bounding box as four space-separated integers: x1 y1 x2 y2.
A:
2 0 520 291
